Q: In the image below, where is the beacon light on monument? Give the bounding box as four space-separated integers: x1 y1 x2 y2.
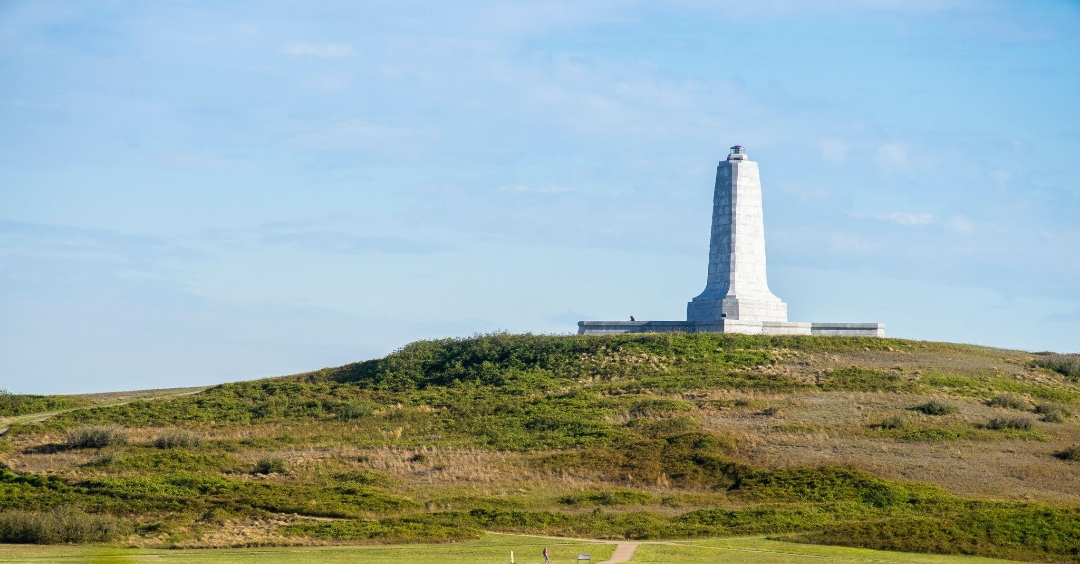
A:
578 146 884 337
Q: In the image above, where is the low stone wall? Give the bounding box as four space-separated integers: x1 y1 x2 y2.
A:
809 323 885 337
578 320 883 337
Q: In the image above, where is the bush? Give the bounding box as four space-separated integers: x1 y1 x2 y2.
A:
0 507 121 544
987 416 1033 431
338 401 377 421
878 415 906 430
559 490 654 506
253 456 288 475
1034 403 1071 423
152 430 200 449
65 427 128 449
628 398 692 417
911 400 958 416
1033 353 1080 380
987 393 1026 410
1054 445 1080 461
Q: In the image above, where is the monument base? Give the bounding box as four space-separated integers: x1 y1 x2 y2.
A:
577 320 883 337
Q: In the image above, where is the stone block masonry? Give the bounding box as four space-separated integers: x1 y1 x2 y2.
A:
578 145 884 338
577 321 884 337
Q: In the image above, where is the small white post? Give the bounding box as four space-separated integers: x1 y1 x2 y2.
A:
510 550 515 563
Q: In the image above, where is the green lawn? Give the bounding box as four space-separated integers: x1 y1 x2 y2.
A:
0 535 1022 564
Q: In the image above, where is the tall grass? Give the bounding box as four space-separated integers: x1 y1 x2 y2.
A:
986 416 1033 431
987 393 1026 410
153 430 200 449
911 400 958 416
1034 352 1080 380
65 426 128 449
0 507 120 544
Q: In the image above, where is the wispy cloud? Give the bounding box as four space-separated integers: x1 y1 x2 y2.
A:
282 42 356 58
876 143 909 170
204 222 452 255
815 137 852 163
851 212 975 232
259 229 451 255
0 219 203 269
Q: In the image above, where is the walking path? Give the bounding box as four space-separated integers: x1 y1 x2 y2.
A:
599 542 639 563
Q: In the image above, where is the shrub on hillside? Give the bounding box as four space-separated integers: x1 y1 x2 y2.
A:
987 393 1026 410
1033 353 1080 380
628 398 692 417
558 490 654 506
65 426 127 449
152 430 200 449
987 416 1033 431
337 401 377 421
0 507 121 544
818 367 908 392
1034 403 1071 423
1054 445 1080 462
253 456 288 475
911 400 959 416
877 415 906 430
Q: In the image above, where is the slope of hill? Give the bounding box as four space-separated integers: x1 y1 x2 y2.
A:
1 333 1079 561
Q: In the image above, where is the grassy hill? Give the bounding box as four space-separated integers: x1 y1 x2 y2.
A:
2 333 1080 561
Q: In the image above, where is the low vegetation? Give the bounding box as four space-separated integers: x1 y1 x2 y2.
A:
987 416 1034 431
0 390 85 417
254 456 288 475
911 400 959 416
1 333 1078 561
1035 352 1080 380
0 506 121 544
988 393 1026 410
64 426 128 449
153 430 201 449
1056 445 1080 462
1035 402 1072 423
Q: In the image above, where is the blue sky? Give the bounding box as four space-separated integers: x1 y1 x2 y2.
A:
2 1 1079 394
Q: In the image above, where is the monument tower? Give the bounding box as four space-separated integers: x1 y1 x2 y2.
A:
578 145 884 337
686 145 788 324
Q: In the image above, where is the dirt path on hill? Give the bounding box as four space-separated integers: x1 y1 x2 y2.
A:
600 542 639 563
0 386 207 435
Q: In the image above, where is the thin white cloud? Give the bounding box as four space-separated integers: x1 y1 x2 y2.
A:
815 138 852 163
851 212 976 232
884 212 935 226
876 143 909 170
947 215 975 233
677 0 966 19
282 42 356 58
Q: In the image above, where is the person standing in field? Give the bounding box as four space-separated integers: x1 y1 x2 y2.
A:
543 546 550 563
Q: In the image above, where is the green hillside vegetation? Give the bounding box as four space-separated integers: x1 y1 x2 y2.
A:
0 390 86 418
2 333 1080 561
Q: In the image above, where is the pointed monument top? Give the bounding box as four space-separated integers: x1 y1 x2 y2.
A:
728 145 747 161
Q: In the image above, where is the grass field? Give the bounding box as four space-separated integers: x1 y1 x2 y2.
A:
2 334 1080 561
0 534 1020 564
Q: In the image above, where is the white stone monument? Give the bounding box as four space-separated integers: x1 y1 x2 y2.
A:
579 146 884 337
